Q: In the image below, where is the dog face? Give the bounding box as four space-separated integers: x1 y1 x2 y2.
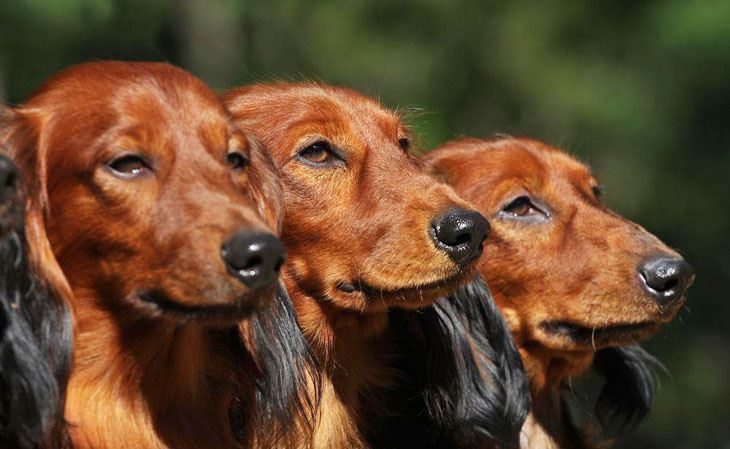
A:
423 137 694 353
225 83 489 312
6 62 285 324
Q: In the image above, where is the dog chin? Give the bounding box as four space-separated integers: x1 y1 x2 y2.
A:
338 270 473 310
539 320 660 349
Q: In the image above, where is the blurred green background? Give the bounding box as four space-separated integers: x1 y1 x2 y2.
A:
1 0 727 447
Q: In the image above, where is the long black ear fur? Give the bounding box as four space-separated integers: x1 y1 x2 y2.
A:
246 282 320 439
593 345 664 432
375 277 530 448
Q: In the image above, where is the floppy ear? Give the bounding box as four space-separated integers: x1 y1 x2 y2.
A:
0 106 73 447
1 105 74 312
394 276 530 447
593 345 663 432
244 135 285 232
238 282 320 446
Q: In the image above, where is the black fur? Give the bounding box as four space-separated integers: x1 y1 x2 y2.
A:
231 282 320 444
0 155 72 449
592 345 663 432
251 283 320 430
373 277 531 448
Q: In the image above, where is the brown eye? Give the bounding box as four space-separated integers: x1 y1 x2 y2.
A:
296 140 344 168
398 137 410 151
591 184 603 198
500 195 549 222
227 151 249 171
107 155 152 179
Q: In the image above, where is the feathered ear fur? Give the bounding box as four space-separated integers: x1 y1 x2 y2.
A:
592 345 664 432
0 150 72 448
381 276 530 448
240 282 320 446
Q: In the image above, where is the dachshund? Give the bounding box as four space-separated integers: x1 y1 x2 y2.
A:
0 152 72 449
224 83 530 448
422 136 695 449
1 61 316 449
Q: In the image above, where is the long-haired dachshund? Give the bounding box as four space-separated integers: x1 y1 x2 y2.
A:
422 137 695 449
224 83 529 448
0 152 72 449
1 61 316 449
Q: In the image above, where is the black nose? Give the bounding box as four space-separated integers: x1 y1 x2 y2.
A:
0 156 18 201
221 231 286 289
431 208 490 266
639 256 695 306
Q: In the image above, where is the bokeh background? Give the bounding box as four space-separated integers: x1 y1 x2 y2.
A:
1 1 727 447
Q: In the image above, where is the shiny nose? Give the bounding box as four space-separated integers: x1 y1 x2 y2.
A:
639 256 695 306
431 208 490 266
0 155 18 200
221 231 286 289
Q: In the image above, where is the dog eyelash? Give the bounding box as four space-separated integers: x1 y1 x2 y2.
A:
106 154 153 179
499 195 550 222
296 140 345 168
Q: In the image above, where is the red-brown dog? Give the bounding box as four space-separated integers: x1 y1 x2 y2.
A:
422 137 694 449
224 83 490 448
2 62 292 449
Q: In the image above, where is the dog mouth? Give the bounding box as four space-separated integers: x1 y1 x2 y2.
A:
337 269 471 304
540 320 659 348
131 290 261 323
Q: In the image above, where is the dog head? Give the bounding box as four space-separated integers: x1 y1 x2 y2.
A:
225 83 488 312
3 61 285 325
422 137 693 370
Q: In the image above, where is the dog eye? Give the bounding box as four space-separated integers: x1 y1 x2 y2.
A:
500 196 549 221
227 151 249 171
107 155 152 179
591 185 603 198
296 141 343 167
398 137 410 151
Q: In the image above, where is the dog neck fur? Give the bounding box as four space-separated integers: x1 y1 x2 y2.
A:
501 297 596 449
65 288 246 449
284 270 394 449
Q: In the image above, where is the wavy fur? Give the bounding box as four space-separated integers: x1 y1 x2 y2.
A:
377 277 530 448
0 157 71 449
593 345 663 432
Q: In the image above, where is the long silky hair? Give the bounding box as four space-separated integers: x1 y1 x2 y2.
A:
374 276 531 448
0 155 72 449
232 282 320 447
592 345 663 431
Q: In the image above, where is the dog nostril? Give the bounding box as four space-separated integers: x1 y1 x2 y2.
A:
221 231 286 289
453 233 471 246
638 255 694 306
430 208 489 266
242 256 263 271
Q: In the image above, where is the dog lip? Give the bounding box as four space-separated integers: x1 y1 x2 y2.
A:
134 290 258 322
344 270 469 298
540 319 658 346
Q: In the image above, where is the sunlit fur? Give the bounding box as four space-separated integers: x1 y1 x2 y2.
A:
0 152 72 449
225 83 524 448
375 277 531 449
422 137 691 448
2 62 315 449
